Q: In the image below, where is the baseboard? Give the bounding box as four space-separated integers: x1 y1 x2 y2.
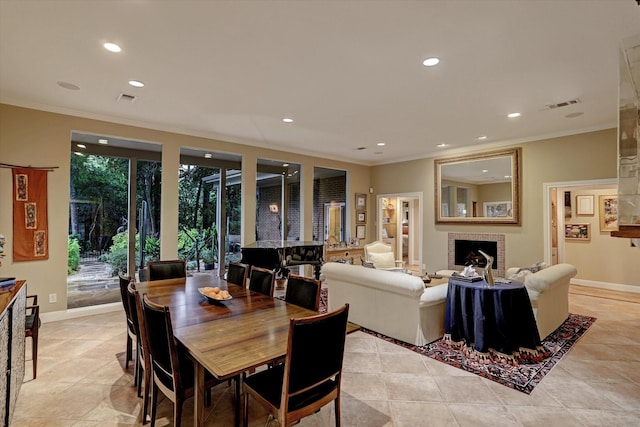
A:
571 278 640 294
41 302 123 323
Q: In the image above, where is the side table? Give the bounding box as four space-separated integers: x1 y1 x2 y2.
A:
445 277 540 355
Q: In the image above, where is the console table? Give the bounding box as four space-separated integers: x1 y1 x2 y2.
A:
324 246 364 265
0 280 26 426
445 277 540 355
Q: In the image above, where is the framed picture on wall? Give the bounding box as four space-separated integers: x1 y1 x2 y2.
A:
356 224 366 239
356 210 366 224
599 195 618 232
355 193 367 210
565 223 590 241
576 195 595 215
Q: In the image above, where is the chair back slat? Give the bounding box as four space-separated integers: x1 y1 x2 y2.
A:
286 304 349 394
285 275 321 311
147 259 187 281
248 266 275 296
227 262 249 287
141 294 179 390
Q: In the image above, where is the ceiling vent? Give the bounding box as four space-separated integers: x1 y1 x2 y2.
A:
545 98 581 109
117 93 137 103
355 146 367 150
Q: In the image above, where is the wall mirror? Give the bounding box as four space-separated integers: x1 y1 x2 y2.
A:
435 147 521 225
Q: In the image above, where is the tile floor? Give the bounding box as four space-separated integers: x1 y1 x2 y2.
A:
12 286 640 426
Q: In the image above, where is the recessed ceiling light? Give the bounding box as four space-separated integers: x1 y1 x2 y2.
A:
282 118 293 123
128 80 145 88
482 169 489 173
204 153 212 159
282 163 289 167
57 81 80 90
103 42 121 53
504 175 512 179
436 143 448 148
477 135 487 140
74 152 85 156
98 138 108 145
422 57 440 67
76 144 86 149
507 112 521 118
377 142 386 146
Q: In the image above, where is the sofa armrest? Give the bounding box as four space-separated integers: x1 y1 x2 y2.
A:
524 263 577 294
419 284 448 307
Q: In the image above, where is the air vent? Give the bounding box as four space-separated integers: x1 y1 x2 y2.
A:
545 99 580 109
355 147 367 151
117 93 137 103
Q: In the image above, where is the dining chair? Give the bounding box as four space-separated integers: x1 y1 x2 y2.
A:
248 266 275 296
147 259 187 281
284 274 322 311
242 304 350 427
25 294 40 379
118 274 136 370
130 285 151 424
141 293 227 427
226 262 249 287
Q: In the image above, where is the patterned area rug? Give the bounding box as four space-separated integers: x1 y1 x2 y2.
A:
361 313 596 394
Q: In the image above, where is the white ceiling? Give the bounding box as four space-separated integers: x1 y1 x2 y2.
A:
1 0 639 166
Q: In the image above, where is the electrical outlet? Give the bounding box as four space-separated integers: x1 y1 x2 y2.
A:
422 264 426 270
49 293 57 303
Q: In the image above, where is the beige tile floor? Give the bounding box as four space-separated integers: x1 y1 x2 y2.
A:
12 286 640 426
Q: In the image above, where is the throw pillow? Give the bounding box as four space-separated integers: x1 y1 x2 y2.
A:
508 269 532 281
369 252 396 269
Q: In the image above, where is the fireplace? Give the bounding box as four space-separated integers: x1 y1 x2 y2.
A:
448 233 505 277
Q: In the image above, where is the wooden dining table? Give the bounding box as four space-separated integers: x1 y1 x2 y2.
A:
135 274 321 427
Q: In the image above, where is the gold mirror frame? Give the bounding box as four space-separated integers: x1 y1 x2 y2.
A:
435 147 521 225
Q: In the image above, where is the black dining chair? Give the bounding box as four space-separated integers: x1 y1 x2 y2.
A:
226 262 249 287
248 266 275 296
141 294 227 427
147 259 187 281
25 294 40 379
242 304 350 427
118 274 136 370
127 283 151 424
285 274 322 311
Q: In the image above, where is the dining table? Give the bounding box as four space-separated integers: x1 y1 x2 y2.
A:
135 274 343 427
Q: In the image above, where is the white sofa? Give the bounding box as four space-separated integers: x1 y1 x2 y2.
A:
321 262 448 345
506 263 578 339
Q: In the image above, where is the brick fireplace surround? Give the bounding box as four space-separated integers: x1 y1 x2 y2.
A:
447 233 505 278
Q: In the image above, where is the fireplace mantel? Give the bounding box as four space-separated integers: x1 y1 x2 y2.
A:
448 233 505 277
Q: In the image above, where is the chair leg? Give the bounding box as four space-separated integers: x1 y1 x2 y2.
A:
126 335 132 369
32 333 38 379
142 369 151 424
334 395 341 427
150 380 158 427
174 399 183 427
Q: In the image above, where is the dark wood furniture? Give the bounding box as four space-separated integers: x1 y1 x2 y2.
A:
0 280 26 427
248 266 275 296
240 240 324 279
135 276 331 427
243 304 350 427
226 262 249 287
285 274 322 311
147 259 187 281
25 294 40 379
118 274 136 370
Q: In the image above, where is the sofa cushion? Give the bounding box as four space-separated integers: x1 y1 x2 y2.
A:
370 252 396 269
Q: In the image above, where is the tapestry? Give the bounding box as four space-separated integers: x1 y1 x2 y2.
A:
12 168 49 261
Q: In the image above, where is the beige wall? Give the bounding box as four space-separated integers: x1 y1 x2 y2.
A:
563 187 638 286
0 104 370 313
371 129 639 289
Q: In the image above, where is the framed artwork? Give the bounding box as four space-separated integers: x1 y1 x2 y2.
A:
355 193 367 210
356 224 366 239
599 195 618 232
564 191 571 218
356 210 366 224
576 195 594 215
565 223 590 241
483 201 512 217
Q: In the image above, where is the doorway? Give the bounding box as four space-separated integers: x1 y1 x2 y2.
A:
324 203 345 241
376 192 423 274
